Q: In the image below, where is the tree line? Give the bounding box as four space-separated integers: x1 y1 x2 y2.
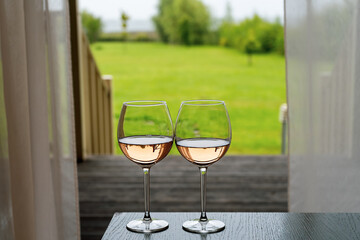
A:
81 0 284 55
153 0 284 55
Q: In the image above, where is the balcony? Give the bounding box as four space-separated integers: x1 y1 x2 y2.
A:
78 155 287 239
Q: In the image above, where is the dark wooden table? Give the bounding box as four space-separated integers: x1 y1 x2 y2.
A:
102 212 360 240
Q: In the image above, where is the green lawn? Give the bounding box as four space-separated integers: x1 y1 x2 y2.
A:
91 42 286 154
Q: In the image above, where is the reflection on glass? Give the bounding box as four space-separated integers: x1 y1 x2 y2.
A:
175 100 231 234
118 101 173 233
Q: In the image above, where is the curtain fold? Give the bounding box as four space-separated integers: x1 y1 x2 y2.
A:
0 31 15 240
0 0 80 239
286 0 360 212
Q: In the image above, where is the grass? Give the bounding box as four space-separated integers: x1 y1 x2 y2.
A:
91 42 286 154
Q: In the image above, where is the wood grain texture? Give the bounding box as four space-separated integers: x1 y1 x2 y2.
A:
77 33 113 158
102 212 360 240
78 155 288 239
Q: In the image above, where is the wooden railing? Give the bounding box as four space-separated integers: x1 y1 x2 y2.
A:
79 33 113 156
70 0 113 160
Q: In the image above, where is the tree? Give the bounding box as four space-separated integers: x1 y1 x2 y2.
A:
152 0 173 43
244 30 260 65
153 0 210 45
120 11 130 41
274 18 285 55
218 14 284 55
81 10 102 43
258 18 282 53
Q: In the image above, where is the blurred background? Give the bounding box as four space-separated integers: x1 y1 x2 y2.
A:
79 0 286 155
75 1 287 238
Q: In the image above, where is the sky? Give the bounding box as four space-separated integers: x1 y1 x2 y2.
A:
79 0 284 32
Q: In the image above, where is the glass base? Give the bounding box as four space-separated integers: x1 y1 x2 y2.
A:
182 219 225 234
126 219 169 233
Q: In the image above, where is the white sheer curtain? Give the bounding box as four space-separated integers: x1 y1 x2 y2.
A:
0 0 80 239
286 0 360 212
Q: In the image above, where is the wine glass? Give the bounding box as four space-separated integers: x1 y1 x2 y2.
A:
175 100 231 234
117 101 173 233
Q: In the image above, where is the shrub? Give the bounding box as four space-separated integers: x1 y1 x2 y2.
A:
99 32 157 42
81 10 102 43
99 32 126 42
134 33 151 42
219 15 284 55
258 19 283 53
275 27 284 55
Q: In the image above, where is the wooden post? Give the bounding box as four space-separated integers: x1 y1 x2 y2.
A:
102 82 109 153
89 59 99 154
81 34 92 156
97 74 104 154
69 0 84 162
103 75 113 154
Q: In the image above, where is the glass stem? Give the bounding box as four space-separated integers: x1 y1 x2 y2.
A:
143 168 151 222
199 167 208 222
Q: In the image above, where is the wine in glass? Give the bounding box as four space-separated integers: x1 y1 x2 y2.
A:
175 100 231 234
118 101 173 233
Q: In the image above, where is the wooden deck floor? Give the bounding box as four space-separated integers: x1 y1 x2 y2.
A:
78 155 288 239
